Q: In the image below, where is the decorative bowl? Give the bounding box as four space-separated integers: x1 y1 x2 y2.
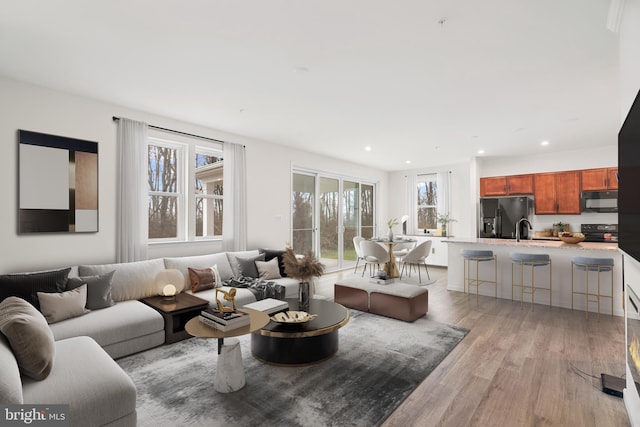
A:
270 311 317 324
559 235 585 244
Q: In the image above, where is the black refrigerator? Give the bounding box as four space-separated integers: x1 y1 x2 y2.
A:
479 196 533 239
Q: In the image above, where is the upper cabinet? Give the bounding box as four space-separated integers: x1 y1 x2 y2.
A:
581 167 619 191
480 174 533 197
534 171 581 214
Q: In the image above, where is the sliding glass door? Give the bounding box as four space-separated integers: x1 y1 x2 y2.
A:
292 170 376 271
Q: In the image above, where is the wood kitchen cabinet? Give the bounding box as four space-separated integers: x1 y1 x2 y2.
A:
534 171 581 214
480 174 534 196
581 167 619 191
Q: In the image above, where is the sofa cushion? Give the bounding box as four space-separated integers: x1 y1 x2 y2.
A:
66 270 116 310
256 257 282 280
22 336 137 426
79 258 166 302
0 334 23 403
37 285 89 324
236 253 265 278
259 248 288 277
226 250 260 277
0 297 56 380
0 268 71 310
188 267 216 293
49 300 164 349
164 253 235 286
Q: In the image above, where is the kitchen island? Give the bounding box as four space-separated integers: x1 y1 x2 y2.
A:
445 237 623 316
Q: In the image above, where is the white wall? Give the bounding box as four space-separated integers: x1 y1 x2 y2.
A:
0 76 387 273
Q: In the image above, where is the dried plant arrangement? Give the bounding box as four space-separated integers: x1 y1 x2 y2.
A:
283 247 325 283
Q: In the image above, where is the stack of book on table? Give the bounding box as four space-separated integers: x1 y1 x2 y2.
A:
199 308 250 331
242 298 289 315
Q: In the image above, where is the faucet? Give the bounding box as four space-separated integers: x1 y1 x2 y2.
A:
516 218 532 242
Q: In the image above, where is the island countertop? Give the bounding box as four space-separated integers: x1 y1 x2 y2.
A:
444 237 623 316
443 237 619 252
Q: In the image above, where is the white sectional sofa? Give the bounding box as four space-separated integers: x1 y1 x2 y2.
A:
0 248 298 427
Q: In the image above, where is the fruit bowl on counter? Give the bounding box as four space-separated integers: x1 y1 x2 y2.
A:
559 232 586 244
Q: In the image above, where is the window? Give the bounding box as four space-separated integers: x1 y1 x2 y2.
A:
417 173 438 230
195 150 223 238
147 136 223 242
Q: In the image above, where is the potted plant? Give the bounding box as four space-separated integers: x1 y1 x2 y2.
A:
387 218 399 241
552 222 569 236
283 247 325 309
437 213 457 237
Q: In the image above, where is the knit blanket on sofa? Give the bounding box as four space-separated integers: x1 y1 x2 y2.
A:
223 276 286 301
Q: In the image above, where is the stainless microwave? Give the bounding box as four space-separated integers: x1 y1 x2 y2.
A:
580 190 618 213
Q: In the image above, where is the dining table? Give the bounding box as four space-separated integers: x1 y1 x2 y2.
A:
369 237 417 278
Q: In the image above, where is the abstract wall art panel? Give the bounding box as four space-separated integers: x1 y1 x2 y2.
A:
18 130 99 233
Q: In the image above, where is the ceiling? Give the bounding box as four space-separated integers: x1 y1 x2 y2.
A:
0 0 621 171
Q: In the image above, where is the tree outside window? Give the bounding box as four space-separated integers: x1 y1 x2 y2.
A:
148 144 178 239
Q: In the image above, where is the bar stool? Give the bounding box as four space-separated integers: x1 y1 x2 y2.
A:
510 253 552 311
571 256 614 319
461 249 497 303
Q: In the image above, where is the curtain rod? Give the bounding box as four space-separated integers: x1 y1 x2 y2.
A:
112 116 226 144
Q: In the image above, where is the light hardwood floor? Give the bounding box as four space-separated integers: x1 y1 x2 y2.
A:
316 266 629 427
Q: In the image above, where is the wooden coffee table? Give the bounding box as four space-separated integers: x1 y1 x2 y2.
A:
251 299 349 366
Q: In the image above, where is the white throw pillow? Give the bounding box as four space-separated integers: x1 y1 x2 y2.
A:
37 285 89 324
255 257 282 280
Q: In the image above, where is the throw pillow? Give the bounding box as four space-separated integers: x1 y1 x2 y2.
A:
259 249 287 277
66 270 115 310
236 253 265 278
255 257 282 280
188 267 217 293
0 297 56 380
37 285 89 324
0 268 71 310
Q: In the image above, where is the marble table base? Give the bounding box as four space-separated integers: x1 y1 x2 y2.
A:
214 338 245 393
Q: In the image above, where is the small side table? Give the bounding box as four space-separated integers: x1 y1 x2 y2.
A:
140 293 209 344
185 308 269 393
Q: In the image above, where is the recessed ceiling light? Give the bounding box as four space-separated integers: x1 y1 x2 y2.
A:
478 149 485 155
405 160 412 164
541 140 550 146
364 146 372 152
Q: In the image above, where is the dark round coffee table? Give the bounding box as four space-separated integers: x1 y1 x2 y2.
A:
251 299 349 366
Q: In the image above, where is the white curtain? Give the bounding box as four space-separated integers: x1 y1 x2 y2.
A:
222 142 247 251
116 118 148 263
436 170 452 232
405 174 417 235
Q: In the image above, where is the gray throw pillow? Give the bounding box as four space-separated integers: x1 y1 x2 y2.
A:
66 271 115 310
236 253 265 278
0 297 55 380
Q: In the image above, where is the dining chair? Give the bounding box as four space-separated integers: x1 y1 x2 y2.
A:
392 241 416 262
360 240 391 277
399 240 432 284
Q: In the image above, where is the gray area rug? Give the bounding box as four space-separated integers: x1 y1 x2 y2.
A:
118 311 468 427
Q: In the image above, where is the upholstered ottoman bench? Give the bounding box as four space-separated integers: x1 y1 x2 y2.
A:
334 278 428 322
